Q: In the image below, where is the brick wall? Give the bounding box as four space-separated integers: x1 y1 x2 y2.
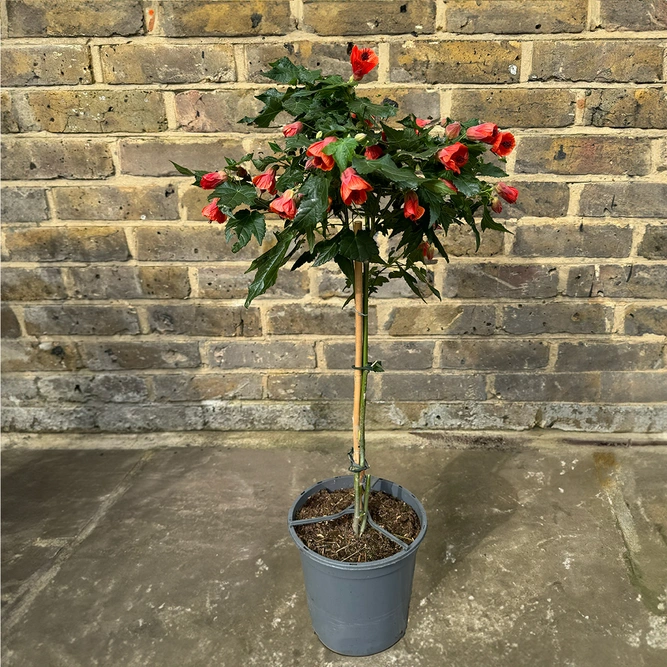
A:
1 0 666 434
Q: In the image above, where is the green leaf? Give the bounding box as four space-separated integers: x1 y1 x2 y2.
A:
225 210 266 253
338 229 382 262
312 235 341 267
212 181 258 213
477 161 508 178
334 255 355 285
283 93 312 117
171 161 194 176
451 174 481 197
352 154 420 189
291 250 315 271
323 136 358 171
293 173 330 231
481 206 511 233
245 231 294 306
367 360 385 373
426 229 450 263
262 57 321 85
243 88 284 128
349 97 397 120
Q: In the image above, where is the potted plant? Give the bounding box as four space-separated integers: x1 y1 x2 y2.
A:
173 45 518 656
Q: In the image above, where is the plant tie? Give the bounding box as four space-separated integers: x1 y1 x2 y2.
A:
347 447 370 473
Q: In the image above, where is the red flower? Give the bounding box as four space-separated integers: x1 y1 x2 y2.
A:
202 198 227 224
466 122 499 144
340 167 373 206
306 137 337 171
403 191 425 222
350 45 379 81
437 143 469 174
491 131 516 157
364 145 384 160
199 171 227 190
415 118 429 128
252 168 277 195
444 121 461 140
282 121 303 137
491 197 503 214
419 241 435 261
269 190 299 220
440 178 458 193
496 182 519 204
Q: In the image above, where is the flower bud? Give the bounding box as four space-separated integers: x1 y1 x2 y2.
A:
444 121 461 140
491 196 503 214
315 131 323 139
354 133 367 142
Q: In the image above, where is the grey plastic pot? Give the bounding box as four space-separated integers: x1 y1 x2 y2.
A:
287 475 427 656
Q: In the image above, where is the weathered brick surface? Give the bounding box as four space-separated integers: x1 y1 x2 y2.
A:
153 373 262 401
515 136 652 176
566 265 667 300
444 0 587 34
23 305 140 336
390 41 521 84
79 342 201 371
2 0 665 434
555 342 664 371
159 1 293 37
598 0 667 31
208 341 316 369
584 88 667 129
146 305 262 337
531 41 665 83
2 139 114 180
53 186 178 220
578 183 667 218
100 44 236 84
303 0 436 35
512 224 633 258
4 226 129 262
451 89 577 128
440 339 549 370
119 139 245 177
386 305 496 336
442 264 559 299
2 268 67 301
502 303 612 334
1 45 92 86
638 226 667 260
247 42 378 83
6 0 145 37
0 188 49 222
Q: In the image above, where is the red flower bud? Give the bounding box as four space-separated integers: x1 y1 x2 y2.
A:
269 190 299 220
436 143 469 174
252 168 277 195
282 121 304 137
444 121 461 139
491 196 503 214
305 137 337 171
364 145 384 160
466 122 500 144
202 198 227 224
491 131 516 157
415 118 429 128
496 182 519 204
340 167 373 206
199 171 227 190
403 191 425 222
440 178 458 194
419 241 435 261
350 45 379 81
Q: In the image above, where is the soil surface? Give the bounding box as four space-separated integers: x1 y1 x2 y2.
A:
294 488 420 562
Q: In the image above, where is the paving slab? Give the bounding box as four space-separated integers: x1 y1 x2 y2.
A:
1 434 666 666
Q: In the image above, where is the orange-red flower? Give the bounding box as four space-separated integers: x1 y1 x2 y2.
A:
444 121 461 139
491 131 516 157
252 168 277 194
419 241 435 261
496 182 519 204
364 145 383 160
403 191 425 221
415 118 429 128
350 45 379 81
305 137 337 171
437 143 469 174
269 190 299 220
466 122 499 144
440 178 458 193
282 121 303 137
199 171 227 190
202 198 227 224
340 167 373 206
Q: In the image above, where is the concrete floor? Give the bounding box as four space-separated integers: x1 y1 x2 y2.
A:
2 431 666 666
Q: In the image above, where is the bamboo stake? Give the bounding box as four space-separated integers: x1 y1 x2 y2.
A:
352 220 363 470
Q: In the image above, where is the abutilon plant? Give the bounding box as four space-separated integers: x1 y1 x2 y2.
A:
173 46 519 536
